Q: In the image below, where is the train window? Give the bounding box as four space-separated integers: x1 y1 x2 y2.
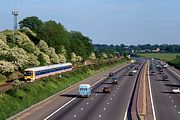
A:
24 71 33 76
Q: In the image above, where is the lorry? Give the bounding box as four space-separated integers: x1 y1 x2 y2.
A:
79 84 91 97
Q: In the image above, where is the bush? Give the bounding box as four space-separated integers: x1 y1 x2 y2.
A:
0 74 7 83
0 61 17 75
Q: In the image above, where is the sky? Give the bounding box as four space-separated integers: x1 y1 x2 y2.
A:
1 0 180 45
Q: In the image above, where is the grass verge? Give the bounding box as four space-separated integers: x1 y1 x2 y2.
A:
0 59 126 120
138 53 180 61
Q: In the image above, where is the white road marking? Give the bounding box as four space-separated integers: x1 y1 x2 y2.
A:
115 91 117 93
169 96 172 98
74 115 77 118
91 98 94 100
172 100 174 102
113 94 115 96
44 97 77 120
168 67 180 78
147 62 157 120
87 102 89 105
104 108 106 111
110 98 113 100
178 112 180 114
99 115 102 118
107 102 109 105
91 76 107 87
81 108 83 111
174 105 177 108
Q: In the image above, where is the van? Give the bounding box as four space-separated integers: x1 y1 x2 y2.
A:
79 84 91 97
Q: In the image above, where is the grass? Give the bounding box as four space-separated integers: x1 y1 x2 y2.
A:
138 53 180 61
0 59 126 120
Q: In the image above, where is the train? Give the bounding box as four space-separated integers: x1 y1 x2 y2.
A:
24 63 73 82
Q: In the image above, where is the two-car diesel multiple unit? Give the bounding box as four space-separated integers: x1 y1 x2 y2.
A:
24 63 72 82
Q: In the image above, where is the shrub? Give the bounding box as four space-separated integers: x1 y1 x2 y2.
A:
38 52 51 65
0 74 7 83
37 40 49 53
0 61 17 75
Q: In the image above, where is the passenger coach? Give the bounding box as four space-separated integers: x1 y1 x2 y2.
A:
24 63 72 82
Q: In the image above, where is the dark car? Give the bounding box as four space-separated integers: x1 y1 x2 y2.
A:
109 72 114 76
103 86 111 93
111 77 118 84
163 75 169 81
129 72 133 76
151 71 156 76
159 69 164 74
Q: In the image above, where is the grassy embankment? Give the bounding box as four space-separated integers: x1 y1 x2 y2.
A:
0 59 126 120
138 53 180 69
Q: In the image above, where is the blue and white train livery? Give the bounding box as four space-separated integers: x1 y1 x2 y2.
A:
24 63 72 82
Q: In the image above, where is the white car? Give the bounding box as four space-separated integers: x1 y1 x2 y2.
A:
172 88 180 93
132 70 137 73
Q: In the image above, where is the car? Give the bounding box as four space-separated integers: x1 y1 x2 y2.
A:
109 72 114 76
129 72 133 76
111 77 118 84
163 75 169 81
103 86 111 93
172 88 180 93
150 71 156 76
159 69 164 74
132 70 137 73
135 67 139 70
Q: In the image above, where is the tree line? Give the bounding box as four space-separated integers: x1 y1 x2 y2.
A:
19 16 94 60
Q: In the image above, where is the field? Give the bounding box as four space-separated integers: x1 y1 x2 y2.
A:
138 53 180 61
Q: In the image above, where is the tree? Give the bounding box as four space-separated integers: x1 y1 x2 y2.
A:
19 16 43 34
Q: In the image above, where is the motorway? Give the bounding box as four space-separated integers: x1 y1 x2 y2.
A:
149 60 180 120
11 63 143 120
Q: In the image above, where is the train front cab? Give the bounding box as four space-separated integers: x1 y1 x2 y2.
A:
24 70 35 82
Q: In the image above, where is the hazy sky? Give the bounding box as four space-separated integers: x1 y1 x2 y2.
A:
1 0 180 45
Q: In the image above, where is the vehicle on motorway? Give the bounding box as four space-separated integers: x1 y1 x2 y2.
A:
109 72 114 76
135 67 139 70
163 75 169 81
111 77 118 84
24 63 72 82
132 70 137 73
150 71 156 76
79 84 91 97
172 88 180 93
163 64 168 68
159 69 164 74
103 86 111 93
129 71 133 76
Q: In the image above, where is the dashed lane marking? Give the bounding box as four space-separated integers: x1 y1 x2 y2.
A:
87 102 89 105
110 98 113 100
107 102 109 105
104 108 106 111
99 115 102 118
81 108 83 111
74 115 77 118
